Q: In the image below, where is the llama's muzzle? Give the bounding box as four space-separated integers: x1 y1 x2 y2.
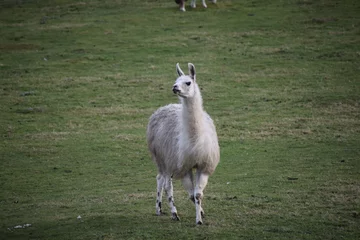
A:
172 85 180 94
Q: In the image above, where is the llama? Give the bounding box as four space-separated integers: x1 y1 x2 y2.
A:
175 0 217 12
146 63 220 225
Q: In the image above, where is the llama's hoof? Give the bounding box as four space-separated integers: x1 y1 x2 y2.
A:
197 220 203 225
191 4 196 8
172 212 180 221
203 3 207 8
180 7 185 12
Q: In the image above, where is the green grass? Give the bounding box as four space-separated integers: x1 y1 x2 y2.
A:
0 0 359 239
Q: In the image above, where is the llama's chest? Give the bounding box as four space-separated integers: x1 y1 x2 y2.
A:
180 133 219 163
176 136 219 177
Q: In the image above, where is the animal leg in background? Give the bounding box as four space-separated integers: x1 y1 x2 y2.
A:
191 0 208 8
176 0 186 11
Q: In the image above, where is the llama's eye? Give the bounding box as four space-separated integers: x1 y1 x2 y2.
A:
185 82 191 86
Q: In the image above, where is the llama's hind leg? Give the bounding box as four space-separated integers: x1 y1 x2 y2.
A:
156 174 164 215
182 170 205 217
164 175 180 220
181 170 194 199
194 171 209 225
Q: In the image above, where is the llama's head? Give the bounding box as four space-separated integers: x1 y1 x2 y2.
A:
173 63 197 98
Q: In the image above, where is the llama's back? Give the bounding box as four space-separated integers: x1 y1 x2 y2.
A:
147 104 181 175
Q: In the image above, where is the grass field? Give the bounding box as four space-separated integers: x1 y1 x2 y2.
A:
1 0 359 239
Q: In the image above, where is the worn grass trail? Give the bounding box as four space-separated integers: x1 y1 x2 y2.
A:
0 0 359 239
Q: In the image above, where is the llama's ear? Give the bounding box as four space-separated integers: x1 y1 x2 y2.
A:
176 63 185 77
188 63 196 81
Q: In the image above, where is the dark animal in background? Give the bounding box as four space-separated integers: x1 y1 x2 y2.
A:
175 0 217 12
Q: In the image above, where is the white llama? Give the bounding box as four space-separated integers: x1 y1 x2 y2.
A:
175 0 217 12
146 63 220 225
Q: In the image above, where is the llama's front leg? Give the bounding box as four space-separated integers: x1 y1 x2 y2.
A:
156 174 164 215
194 171 209 225
164 176 180 220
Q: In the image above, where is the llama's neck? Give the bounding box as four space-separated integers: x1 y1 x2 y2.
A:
181 86 205 139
